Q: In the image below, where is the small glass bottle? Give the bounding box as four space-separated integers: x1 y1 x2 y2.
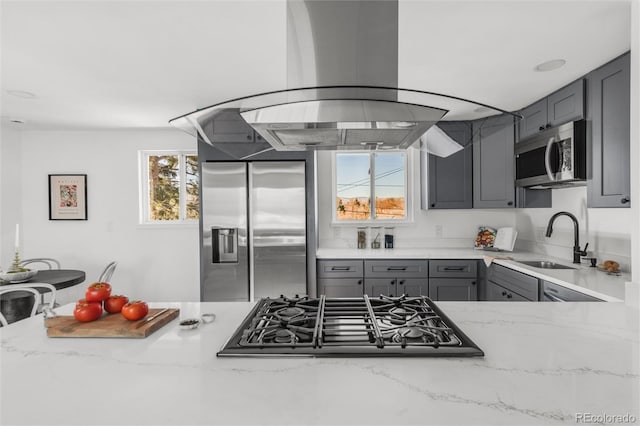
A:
370 227 382 249
384 227 394 249
357 227 367 249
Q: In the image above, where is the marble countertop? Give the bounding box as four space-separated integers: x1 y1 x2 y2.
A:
1 301 638 426
316 248 630 302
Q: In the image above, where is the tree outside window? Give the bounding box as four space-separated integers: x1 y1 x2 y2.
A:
143 151 199 223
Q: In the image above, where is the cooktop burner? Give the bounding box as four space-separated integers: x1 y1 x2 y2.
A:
218 295 484 357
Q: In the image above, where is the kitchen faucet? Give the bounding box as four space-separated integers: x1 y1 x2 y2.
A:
545 211 588 264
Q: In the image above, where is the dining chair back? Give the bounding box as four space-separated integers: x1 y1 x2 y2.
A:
98 261 117 283
19 258 61 270
0 283 57 326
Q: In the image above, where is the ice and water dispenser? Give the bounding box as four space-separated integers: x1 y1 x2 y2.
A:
212 228 238 263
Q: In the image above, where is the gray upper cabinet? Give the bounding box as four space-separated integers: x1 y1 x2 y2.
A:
587 52 631 208
472 114 515 208
518 99 547 141
518 79 585 141
422 122 473 209
202 109 263 143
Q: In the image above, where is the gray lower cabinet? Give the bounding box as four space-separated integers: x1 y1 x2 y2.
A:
317 259 364 297
486 281 529 301
486 264 538 301
472 114 515 208
518 79 585 141
428 260 478 301
364 260 428 297
318 278 364 298
587 52 631 208
365 277 427 297
429 278 477 301
541 281 603 302
421 121 473 209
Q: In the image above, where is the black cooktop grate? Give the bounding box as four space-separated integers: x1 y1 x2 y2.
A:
218 295 484 357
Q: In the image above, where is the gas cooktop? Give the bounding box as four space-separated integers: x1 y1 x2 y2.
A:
217 295 484 357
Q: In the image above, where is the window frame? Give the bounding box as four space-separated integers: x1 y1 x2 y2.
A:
139 150 199 225
331 150 412 225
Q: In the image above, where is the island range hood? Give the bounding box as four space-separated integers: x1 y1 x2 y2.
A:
170 0 519 156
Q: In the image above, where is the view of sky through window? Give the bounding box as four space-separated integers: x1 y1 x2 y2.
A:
336 152 406 221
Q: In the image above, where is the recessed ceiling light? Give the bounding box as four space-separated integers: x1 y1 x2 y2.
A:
9 118 26 125
534 59 566 72
6 90 36 99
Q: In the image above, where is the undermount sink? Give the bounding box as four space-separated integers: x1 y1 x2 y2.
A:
515 260 576 270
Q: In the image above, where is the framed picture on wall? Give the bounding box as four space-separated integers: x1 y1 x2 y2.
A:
48 174 88 220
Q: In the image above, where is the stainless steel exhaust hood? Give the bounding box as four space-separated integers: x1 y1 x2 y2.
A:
170 1 520 156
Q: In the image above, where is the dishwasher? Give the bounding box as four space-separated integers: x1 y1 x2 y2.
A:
541 280 603 302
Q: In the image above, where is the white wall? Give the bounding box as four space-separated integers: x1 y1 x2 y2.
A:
0 126 23 267
0 129 199 305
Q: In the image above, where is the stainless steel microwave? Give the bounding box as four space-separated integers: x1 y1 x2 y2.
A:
515 120 586 188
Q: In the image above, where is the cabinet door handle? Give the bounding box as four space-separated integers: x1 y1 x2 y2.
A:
357 280 362 285
471 281 476 285
387 267 407 271
246 134 252 140
507 201 514 206
431 203 436 208
398 280 405 285
331 266 350 271
539 126 545 131
390 279 396 285
621 197 630 204
501 291 507 296
443 267 464 271
507 293 513 299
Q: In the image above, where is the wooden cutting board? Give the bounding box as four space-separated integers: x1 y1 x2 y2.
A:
45 308 180 338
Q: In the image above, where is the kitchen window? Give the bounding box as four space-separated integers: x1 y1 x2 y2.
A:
139 151 199 224
333 151 408 222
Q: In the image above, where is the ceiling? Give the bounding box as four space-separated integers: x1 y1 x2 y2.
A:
0 0 631 131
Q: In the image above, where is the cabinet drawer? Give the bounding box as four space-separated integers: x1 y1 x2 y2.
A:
542 281 603 302
488 264 538 301
317 260 363 278
364 260 428 278
429 260 477 278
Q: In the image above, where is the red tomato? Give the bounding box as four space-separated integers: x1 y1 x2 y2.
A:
104 295 129 314
121 301 149 321
85 282 112 302
73 300 103 322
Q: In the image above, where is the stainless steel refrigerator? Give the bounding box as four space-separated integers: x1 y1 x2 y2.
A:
201 161 307 301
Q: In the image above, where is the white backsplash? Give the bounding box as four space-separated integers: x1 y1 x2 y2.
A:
515 187 632 271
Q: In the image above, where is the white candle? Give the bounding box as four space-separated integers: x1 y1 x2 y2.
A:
15 224 19 252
